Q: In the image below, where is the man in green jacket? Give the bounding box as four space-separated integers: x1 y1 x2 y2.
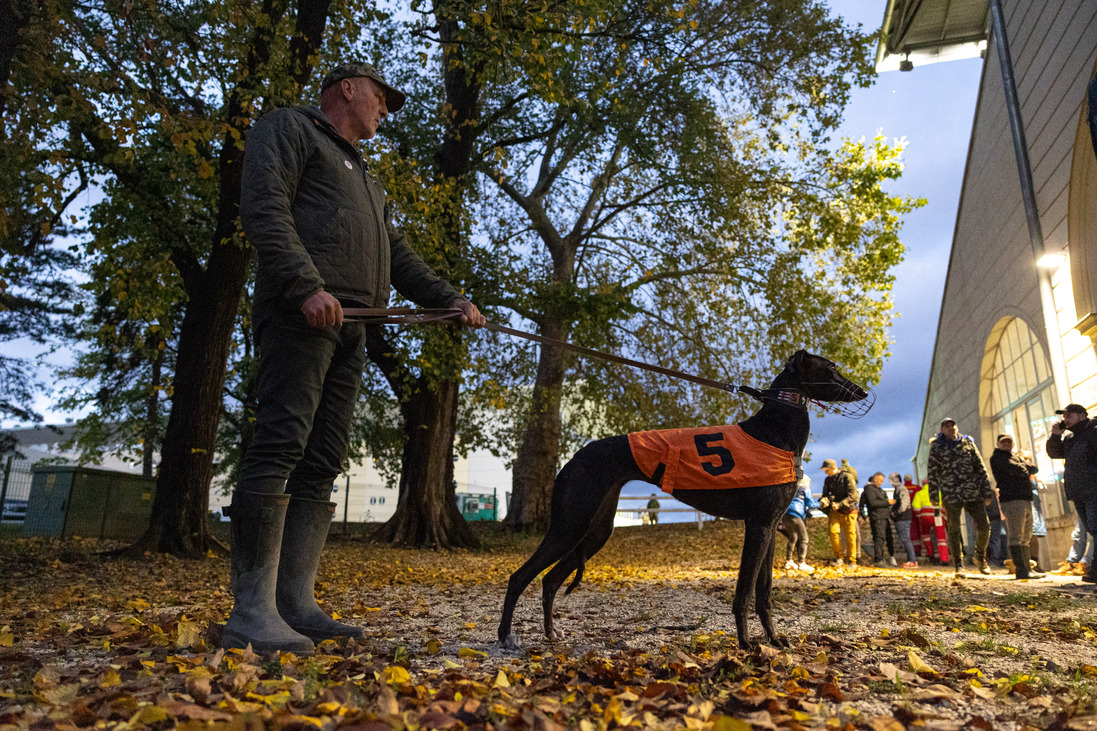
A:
222 63 484 653
928 418 994 578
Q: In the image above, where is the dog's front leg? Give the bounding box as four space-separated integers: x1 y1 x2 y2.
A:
732 523 771 650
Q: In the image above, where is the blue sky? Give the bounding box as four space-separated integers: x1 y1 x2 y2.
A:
803 1 985 485
623 2 987 514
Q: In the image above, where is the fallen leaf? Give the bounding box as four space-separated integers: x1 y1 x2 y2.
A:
379 665 411 685
817 682 844 702
176 616 203 649
377 686 399 716
878 662 917 683
420 710 460 729
908 650 937 675
127 704 169 725
458 647 487 658
159 700 233 721
37 683 80 706
965 716 994 731
909 684 962 701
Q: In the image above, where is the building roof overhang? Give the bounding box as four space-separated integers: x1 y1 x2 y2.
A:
876 0 990 72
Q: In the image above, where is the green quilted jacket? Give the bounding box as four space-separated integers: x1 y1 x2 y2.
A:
240 106 460 311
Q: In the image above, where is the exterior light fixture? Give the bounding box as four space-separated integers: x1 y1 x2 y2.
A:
1037 252 1066 269
899 56 913 72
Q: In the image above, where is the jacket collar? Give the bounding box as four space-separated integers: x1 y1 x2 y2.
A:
297 105 362 155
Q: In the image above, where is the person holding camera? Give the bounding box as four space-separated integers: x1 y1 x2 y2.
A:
819 458 859 566
927 418 995 578
1046 403 1097 584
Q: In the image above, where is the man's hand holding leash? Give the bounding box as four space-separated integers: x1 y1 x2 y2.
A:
301 291 345 328
451 299 485 328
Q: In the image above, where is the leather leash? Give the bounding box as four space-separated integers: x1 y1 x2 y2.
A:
341 307 805 406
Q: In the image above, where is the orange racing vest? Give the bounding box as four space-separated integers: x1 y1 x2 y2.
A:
627 424 796 494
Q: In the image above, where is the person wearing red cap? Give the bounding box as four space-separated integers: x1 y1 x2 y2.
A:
1046 403 1097 584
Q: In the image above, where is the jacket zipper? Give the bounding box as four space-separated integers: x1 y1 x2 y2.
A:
312 110 388 305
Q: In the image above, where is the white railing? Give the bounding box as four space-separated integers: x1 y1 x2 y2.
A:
616 495 708 530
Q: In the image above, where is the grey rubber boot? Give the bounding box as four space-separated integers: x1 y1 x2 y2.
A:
276 497 365 642
1009 545 1028 579
222 491 315 653
1022 546 1046 579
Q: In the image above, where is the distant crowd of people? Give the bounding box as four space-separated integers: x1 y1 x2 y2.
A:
774 406 1096 583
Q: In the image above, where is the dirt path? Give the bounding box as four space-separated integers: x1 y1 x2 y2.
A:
2 522 1096 730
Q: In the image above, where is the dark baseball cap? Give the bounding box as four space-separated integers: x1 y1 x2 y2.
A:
321 62 406 112
1055 403 1088 416
940 417 956 427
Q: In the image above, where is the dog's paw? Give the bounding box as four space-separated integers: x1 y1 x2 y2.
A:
501 634 522 651
771 635 791 649
546 628 565 642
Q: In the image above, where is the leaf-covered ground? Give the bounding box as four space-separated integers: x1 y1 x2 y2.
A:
2 520 1097 731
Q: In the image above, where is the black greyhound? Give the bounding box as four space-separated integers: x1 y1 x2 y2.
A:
498 350 870 650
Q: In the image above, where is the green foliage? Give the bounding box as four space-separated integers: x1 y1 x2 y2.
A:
3 0 380 472
5 0 920 506
344 0 919 484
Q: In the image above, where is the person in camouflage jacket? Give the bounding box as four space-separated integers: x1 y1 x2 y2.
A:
927 418 994 577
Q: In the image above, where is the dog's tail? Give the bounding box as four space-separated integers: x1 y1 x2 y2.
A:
564 552 587 595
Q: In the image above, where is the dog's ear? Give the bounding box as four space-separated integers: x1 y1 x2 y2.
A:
787 350 807 372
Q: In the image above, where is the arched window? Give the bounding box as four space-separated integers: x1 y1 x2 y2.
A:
981 317 1067 516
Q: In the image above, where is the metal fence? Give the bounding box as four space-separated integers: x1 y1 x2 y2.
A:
617 495 711 529
1 456 34 523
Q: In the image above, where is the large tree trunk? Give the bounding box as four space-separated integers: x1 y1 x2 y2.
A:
372 355 476 547
505 317 570 531
370 7 481 548
134 236 250 556
127 0 331 556
367 326 478 547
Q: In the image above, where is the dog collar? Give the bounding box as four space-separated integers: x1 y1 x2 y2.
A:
762 389 808 408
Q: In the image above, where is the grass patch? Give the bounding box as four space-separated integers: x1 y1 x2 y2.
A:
958 621 994 635
814 620 852 634
999 592 1078 611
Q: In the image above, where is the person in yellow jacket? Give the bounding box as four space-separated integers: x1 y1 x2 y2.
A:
912 479 949 564
819 459 859 566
